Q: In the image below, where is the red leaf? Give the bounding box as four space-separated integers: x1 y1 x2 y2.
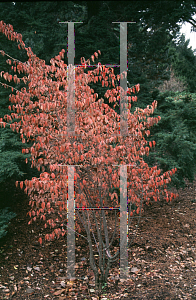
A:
108 166 112 174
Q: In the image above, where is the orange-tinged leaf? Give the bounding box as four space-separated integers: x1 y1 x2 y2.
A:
75 152 79 163
112 174 116 181
82 200 86 207
108 166 112 174
53 289 66 296
20 181 23 189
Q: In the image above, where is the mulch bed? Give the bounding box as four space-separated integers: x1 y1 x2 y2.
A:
0 177 196 299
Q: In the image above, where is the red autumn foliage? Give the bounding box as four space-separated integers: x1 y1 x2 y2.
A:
0 20 178 290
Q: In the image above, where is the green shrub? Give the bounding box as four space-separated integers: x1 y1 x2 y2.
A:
0 207 16 239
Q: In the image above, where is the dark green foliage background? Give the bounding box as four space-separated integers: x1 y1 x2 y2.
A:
0 207 16 239
144 91 196 189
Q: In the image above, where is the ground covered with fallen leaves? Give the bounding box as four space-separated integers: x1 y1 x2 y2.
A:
0 176 196 299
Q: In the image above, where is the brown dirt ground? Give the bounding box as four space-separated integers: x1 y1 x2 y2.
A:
0 176 196 300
